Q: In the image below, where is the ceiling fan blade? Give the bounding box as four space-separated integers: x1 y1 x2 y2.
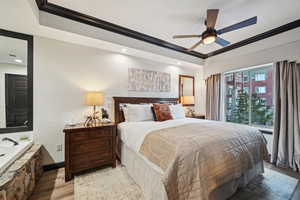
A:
173 35 201 39
188 40 203 51
206 9 219 28
217 16 257 35
215 37 231 47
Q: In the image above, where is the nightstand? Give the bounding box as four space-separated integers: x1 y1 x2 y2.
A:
63 123 116 181
188 114 206 119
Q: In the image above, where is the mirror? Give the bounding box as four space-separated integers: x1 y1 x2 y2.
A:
179 75 195 106
0 29 33 133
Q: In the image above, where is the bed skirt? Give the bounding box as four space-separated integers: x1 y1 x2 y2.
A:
120 141 264 200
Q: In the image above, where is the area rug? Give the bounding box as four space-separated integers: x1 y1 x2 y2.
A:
75 166 143 200
74 166 299 200
229 168 298 200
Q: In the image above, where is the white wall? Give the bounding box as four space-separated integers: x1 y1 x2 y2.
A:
205 40 300 77
33 36 200 164
0 63 27 127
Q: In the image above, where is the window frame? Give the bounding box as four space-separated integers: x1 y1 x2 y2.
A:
221 63 274 134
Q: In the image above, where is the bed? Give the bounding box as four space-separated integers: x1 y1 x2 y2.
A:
113 97 268 200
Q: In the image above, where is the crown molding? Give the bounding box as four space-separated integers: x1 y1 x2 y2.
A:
35 0 300 59
35 0 207 59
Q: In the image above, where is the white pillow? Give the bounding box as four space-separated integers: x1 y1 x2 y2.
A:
123 104 154 122
170 104 186 119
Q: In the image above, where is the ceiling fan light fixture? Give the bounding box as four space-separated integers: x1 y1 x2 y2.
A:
203 35 216 44
173 9 256 49
202 29 217 45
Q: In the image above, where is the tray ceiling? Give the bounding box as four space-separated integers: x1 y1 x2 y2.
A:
48 0 300 54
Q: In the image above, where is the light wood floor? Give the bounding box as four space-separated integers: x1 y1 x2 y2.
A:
30 168 73 200
30 162 300 200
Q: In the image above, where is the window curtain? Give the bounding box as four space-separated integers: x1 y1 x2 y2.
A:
272 61 300 171
205 73 221 120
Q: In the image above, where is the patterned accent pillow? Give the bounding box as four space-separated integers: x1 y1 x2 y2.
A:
153 104 173 121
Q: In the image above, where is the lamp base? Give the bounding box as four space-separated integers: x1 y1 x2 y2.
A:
84 105 101 127
84 116 101 127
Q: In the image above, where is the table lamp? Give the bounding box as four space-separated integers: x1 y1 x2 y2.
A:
182 96 195 117
84 92 104 126
182 96 195 105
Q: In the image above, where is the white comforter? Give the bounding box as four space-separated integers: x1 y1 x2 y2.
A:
118 118 202 153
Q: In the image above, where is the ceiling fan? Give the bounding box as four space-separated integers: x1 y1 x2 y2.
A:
173 9 257 51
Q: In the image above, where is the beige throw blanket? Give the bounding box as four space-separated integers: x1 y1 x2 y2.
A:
139 121 268 200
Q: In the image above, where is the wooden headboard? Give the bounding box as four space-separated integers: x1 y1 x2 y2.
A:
113 97 178 123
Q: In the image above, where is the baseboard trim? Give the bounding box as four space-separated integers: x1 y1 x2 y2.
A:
43 161 65 171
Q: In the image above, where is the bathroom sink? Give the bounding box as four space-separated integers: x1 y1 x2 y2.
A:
0 146 14 155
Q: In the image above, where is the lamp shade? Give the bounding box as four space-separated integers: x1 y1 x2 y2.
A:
85 92 104 106
182 96 195 105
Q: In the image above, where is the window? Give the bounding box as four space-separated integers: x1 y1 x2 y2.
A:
243 87 249 94
227 85 233 95
243 75 249 82
224 65 274 128
236 72 242 82
255 73 266 81
261 97 267 104
255 86 266 94
226 74 233 81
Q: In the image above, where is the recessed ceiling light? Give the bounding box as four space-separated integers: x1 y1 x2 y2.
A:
122 48 127 53
177 62 181 65
15 59 22 63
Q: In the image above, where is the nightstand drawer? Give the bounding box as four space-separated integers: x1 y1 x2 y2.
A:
70 127 112 143
89 127 112 138
71 152 112 172
70 138 112 155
